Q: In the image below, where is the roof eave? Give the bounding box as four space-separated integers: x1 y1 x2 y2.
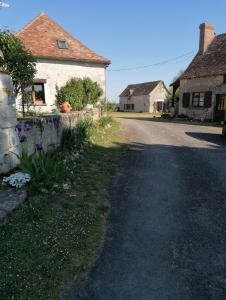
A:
35 55 111 66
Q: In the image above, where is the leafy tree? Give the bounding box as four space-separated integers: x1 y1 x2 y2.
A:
0 30 36 115
56 77 103 110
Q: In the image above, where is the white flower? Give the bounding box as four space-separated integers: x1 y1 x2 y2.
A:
62 183 71 190
3 172 31 188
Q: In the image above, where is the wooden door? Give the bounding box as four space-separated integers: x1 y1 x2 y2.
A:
215 94 226 122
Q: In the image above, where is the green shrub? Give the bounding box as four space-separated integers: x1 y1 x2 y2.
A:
18 149 66 191
56 77 103 110
99 116 113 128
106 101 116 112
61 117 94 150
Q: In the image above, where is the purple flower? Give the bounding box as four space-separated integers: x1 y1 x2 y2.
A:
23 122 31 131
35 143 43 151
15 123 22 132
19 135 27 143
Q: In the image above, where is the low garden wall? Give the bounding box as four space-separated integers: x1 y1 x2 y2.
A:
17 109 100 154
0 108 100 174
0 69 101 174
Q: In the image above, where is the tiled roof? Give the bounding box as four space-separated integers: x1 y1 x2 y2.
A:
181 33 226 79
120 80 166 97
16 12 110 65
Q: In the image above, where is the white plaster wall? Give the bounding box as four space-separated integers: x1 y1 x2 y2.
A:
179 75 226 120
17 58 106 112
150 82 168 112
119 95 150 112
119 82 168 112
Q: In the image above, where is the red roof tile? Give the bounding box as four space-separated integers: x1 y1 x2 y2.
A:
17 12 110 65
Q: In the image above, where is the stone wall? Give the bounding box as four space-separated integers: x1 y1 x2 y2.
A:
0 108 100 174
0 71 20 174
17 108 100 154
179 75 226 120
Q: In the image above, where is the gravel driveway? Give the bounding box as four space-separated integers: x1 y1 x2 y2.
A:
84 118 226 300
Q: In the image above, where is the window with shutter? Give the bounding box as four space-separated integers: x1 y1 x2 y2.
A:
182 93 190 108
204 91 212 108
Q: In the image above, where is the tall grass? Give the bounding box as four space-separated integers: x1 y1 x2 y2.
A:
18 149 67 192
61 117 94 150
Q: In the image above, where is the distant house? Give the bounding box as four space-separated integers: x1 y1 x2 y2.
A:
16 12 110 112
171 23 226 121
119 80 168 112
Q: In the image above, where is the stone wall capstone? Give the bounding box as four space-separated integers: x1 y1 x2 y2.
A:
0 71 20 174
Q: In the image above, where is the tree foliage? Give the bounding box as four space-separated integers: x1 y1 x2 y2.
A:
56 77 103 110
0 30 36 97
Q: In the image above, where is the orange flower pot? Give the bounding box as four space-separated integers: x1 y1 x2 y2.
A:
60 102 72 113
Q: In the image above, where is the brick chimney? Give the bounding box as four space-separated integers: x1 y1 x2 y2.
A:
199 23 215 54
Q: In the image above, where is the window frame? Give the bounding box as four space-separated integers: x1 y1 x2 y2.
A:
57 39 69 49
25 83 46 106
192 92 205 108
124 103 134 110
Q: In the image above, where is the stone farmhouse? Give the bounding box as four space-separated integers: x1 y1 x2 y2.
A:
119 80 168 112
171 23 226 122
16 12 110 112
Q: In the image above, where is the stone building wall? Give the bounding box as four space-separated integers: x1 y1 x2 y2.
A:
119 82 168 112
179 75 226 120
119 95 150 112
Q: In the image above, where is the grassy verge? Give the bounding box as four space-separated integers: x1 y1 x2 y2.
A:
0 119 123 299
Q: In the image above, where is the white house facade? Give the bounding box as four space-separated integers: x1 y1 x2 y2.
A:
119 81 168 113
16 12 110 112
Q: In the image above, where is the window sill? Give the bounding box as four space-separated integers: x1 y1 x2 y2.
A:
30 104 47 107
190 106 207 109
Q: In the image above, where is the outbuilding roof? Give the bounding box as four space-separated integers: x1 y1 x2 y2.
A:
16 12 110 65
181 33 226 79
119 80 167 97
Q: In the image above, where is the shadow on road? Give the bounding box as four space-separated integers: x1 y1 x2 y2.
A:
186 131 226 147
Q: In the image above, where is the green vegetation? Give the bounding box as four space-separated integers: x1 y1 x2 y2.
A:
99 115 113 128
106 101 116 112
18 149 67 193
0 118 123 299
0 30 36 115
61 117 94 151
56 77 103 110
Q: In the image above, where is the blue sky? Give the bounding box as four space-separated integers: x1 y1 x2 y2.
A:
1 0 226 101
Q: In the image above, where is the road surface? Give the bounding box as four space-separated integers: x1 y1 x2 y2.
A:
85 118 226 300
